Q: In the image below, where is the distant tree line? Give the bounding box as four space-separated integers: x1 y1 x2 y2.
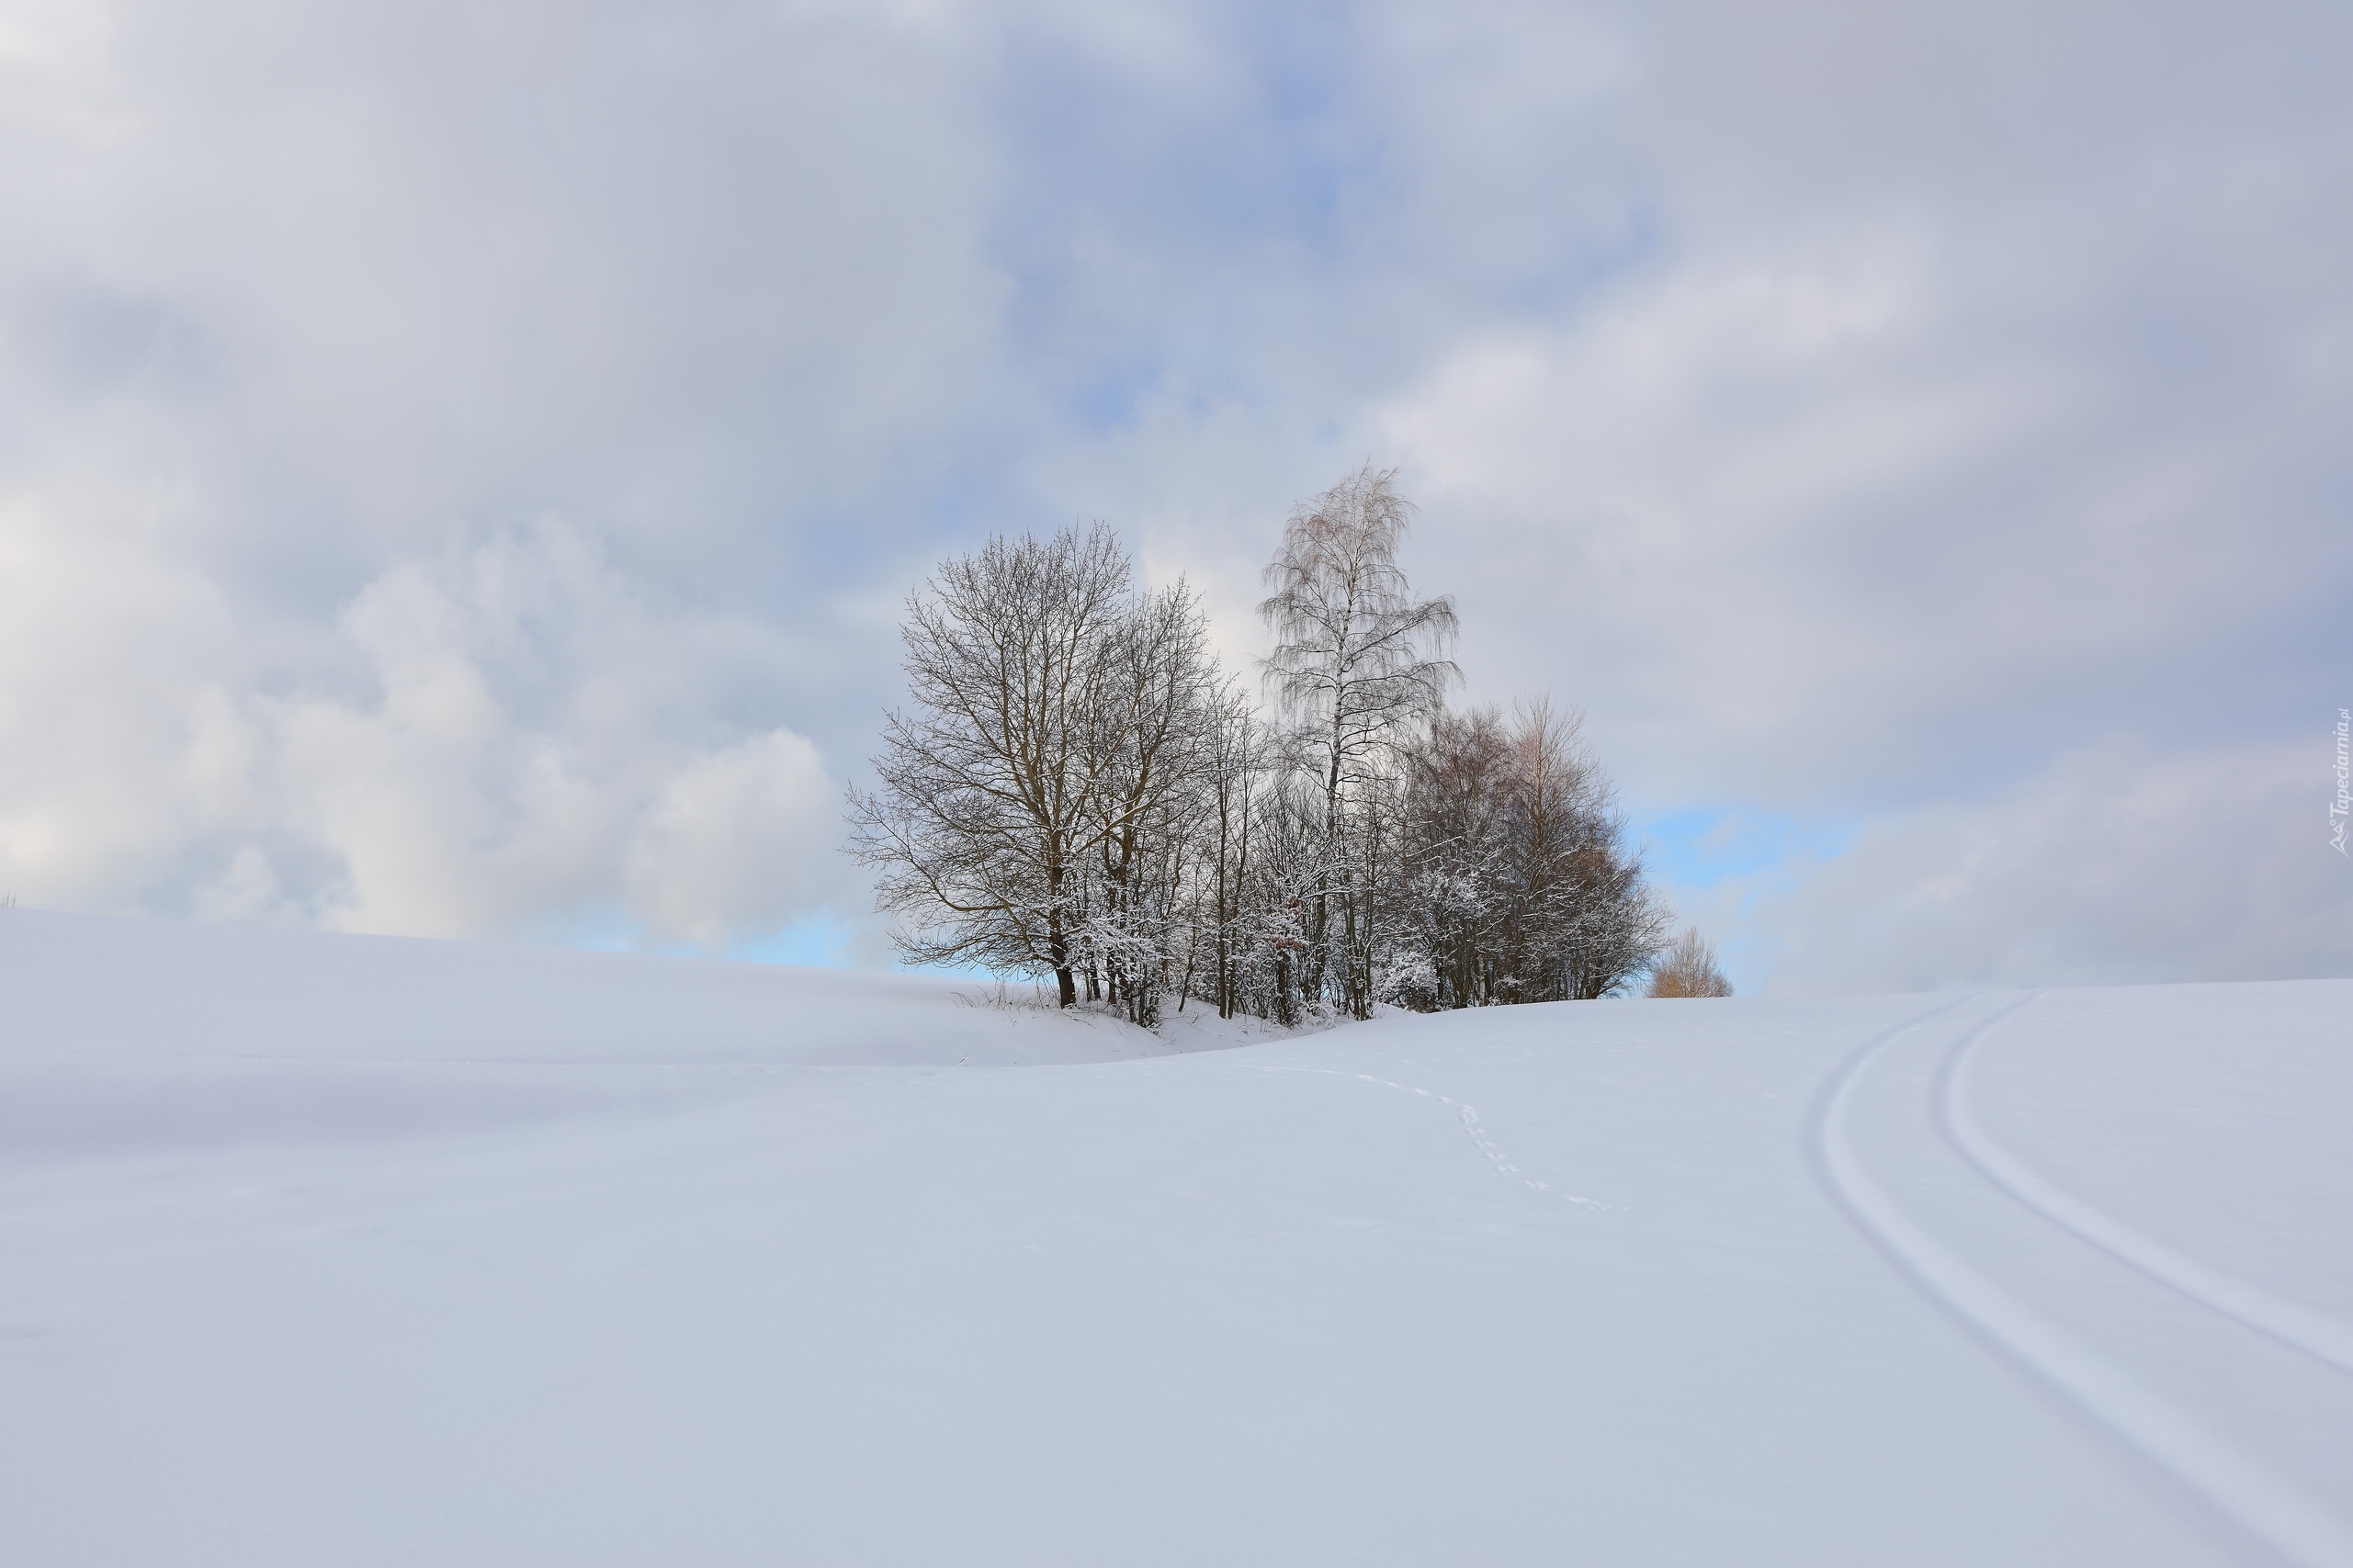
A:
848 464 1680 1027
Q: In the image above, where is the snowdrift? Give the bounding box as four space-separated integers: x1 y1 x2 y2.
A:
3 908 2347 1567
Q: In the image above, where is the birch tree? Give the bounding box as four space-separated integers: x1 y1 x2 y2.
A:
1259 462 1458 1017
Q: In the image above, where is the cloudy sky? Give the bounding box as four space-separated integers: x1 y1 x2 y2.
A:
3 0 2347 992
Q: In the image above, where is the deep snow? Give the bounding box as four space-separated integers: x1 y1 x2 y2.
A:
3 908 2347 1566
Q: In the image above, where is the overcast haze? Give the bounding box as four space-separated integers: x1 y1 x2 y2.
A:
3 0 2347 991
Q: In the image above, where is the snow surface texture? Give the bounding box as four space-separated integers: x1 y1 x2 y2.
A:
3 908 2348 1566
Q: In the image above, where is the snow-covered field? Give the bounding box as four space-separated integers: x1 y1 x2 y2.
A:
4 908 2347 1567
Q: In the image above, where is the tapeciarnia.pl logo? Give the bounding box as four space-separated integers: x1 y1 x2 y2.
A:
2334 707 2349 854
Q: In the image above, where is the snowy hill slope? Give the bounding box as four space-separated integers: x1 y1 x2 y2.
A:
3 909 2348 1566
0 908 1185 1066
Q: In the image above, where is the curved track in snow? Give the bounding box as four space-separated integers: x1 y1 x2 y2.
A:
1938 1011 2353 1379
1811 997 2353 1568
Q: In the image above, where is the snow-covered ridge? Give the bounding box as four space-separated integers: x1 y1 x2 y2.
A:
0 906 1189 1067
0 906 1214 1168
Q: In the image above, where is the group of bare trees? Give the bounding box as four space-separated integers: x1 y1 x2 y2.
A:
1390 701 1673 1009
848 464 1681 1026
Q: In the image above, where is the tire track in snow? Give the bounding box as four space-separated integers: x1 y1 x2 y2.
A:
1254 1066 1609 1210
1813 996 2353 1568
1940 1000 2353 1379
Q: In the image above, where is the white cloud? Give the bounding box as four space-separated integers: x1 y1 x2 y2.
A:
1731 739 2353 993
0 504 843 949
625 731 835 951
265 521 848 946
0 479 246 907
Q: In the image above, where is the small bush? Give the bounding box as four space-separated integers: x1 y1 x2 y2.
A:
1647 927 1733 998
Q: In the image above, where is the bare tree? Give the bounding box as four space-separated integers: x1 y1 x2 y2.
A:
847 524 1230 1019
1648 927 1735 998
846 525 1135 1007
1259 462 1458 1016
1192 684 1271 1020
1397 705 1515 1008
1392 698 1670 1007
1080 578 1224 1025
1506 699 1670 1000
